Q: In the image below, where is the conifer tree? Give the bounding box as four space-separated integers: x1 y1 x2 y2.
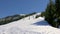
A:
45 0 58 27
45 0 55 21
55 0 60 25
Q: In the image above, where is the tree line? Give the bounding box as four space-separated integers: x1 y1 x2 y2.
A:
0 12 36 25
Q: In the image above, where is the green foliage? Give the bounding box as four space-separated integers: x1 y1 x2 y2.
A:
0 12 36 25
0 14 20 25
41 12 46 17
40 0 60 28
35 15 41 18
44 0 59 28
55 0 60 25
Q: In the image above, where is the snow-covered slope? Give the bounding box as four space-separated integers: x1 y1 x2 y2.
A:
0 13 60 34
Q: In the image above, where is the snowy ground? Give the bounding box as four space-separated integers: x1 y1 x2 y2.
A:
0 13 60 34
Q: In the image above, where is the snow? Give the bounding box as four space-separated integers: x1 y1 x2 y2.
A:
0 13 60 34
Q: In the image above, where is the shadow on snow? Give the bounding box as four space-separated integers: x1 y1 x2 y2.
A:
32 20 50 26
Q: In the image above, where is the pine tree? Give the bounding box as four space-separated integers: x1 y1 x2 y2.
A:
45 0 59 27
45 0 55 21
55 0 60 26
55 0 60 15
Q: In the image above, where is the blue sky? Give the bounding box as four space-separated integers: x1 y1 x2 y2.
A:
0 0 49 18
